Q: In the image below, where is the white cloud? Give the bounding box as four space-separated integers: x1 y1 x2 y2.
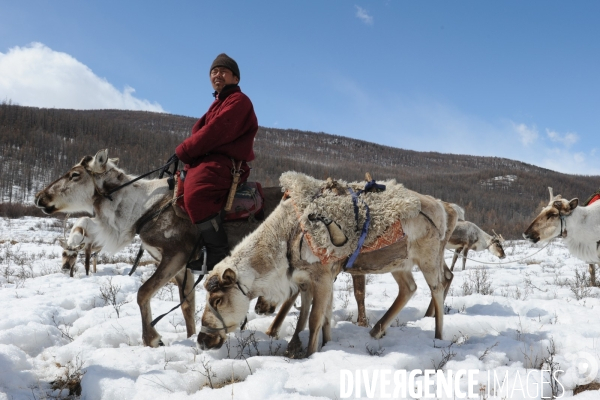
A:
546 128 578 147
355 6 373 25
319 73 600 174
513 123 538 146
0 43 164 112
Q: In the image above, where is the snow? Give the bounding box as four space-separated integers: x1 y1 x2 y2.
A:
1 215 599 399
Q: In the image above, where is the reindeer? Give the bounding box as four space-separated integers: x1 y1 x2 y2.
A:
446 220 506 271
58 217 102 277
198 182 457 357
524 187 600 286
35 149 283 347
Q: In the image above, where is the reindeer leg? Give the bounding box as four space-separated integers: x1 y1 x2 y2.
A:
173 267 196 338
84 245 91 276
266 291 300 338
352 274 368 327
370 268 416 339
462 248 469 271
137 252 187 347
424 261 454 318
450 248 461 271
306 272 332 357
287 290 312 358
420 258 446 340
93 253 97 273
321 284 334 346
589 264 597 287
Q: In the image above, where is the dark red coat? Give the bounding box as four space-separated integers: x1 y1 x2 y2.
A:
175 85 257 223
176 85 257 164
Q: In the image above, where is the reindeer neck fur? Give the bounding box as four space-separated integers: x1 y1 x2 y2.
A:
220 200 300 305
561 202 600 263
90 165 170 254
474 228 493 252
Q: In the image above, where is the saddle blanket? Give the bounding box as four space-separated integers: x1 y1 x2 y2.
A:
280 171 421 264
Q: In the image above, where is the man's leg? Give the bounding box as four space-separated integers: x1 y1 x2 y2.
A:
188 212 230 271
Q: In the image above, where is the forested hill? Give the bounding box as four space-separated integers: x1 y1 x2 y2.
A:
2 103 600 239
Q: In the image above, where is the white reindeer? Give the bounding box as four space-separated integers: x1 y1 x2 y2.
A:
446 220 506 271
198 179 457 356
58 217 103 277
524 187 600 284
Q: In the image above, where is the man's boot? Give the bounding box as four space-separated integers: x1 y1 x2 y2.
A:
188 214 230 272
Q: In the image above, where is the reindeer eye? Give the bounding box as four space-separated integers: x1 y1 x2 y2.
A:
70 172 80 180
214 298 221 308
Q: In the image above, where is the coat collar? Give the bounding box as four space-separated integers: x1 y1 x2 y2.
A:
213 84 240 100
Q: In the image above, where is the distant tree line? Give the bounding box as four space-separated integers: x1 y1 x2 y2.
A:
2 103 600 239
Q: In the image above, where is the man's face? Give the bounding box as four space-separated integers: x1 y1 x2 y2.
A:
210 67 239 93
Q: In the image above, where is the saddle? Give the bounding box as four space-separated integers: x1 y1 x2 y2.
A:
173 174 265 222
280 171 420 265
584 188 600 206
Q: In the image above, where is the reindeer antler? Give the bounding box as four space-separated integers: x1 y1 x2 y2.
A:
548 187 554 202
492 229 505 243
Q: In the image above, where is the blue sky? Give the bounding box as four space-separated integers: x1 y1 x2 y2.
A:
1 1 599 175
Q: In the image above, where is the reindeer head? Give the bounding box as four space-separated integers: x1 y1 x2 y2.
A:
58 237 85 275
34 149 114 215
489 230 506 259
197 264 250 350
523 187 579 243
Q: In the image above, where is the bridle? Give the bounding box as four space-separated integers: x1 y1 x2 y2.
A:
85 155 179 201
199 281 249 335
557 210 569 238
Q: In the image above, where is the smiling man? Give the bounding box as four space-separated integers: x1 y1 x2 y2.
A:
175 53 258 271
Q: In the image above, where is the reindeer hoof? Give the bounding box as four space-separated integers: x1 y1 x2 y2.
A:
285 338 305 359
369 326 386 339
357 318 368 328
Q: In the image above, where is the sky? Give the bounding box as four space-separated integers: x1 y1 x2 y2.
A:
1 1 599 176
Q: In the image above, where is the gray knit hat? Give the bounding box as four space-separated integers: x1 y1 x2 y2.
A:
210 53 240 80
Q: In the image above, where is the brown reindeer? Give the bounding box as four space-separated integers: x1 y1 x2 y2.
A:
198 183 457 357
446 220 506 271
35 149 283 347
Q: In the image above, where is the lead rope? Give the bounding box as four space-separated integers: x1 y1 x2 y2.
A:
446 240 553 266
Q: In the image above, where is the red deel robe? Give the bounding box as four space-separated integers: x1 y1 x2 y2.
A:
175 85 257 223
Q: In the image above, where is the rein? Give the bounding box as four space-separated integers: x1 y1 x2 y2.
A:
88 156 179 201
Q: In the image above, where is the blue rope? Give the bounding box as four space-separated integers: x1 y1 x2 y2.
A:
346 187 371 269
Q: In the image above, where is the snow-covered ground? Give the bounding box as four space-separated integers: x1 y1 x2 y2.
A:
1 216 599 399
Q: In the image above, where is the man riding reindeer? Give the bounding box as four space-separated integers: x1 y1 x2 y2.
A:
174 53 258 271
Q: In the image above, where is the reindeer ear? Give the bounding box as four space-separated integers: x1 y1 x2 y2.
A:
221 268 237 286
109 157 120 166
58 238 67 248
90 149 109 172
76 242 86 251
569 198 579 210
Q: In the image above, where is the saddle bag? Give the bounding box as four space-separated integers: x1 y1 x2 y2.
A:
223 182 265 222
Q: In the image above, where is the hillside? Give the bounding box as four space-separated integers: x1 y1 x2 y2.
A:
1 103 600 238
